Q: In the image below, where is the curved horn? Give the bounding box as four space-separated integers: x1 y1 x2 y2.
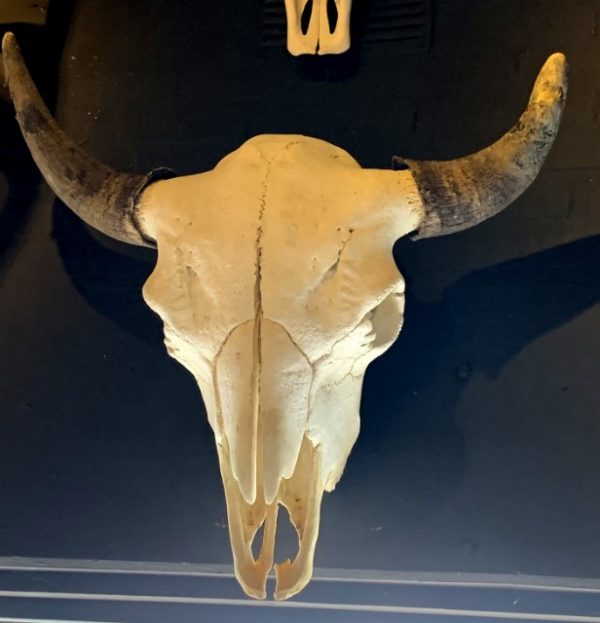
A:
1 32 174 246
394 53 568 240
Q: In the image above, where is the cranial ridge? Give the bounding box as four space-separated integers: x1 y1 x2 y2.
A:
2 31 567 601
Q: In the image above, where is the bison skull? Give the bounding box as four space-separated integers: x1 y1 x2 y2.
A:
285 0 352 55
139 137 422 598
2 32 567 600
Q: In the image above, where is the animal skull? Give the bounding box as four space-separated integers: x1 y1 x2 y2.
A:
139 137 422 599
2 32 567 600
284 0 352 55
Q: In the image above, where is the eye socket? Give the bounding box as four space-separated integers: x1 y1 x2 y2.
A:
355 289 405 350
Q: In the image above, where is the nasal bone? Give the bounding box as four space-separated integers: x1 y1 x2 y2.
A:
214 317 318 599
214 317 313 505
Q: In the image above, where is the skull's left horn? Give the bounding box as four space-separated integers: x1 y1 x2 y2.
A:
395 53 568 239
1 32 173 246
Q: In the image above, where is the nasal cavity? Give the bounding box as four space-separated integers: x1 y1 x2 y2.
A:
301 0 314 35
250 506 299 564
251 521 266 560
326 0 339 33
274 506 299 564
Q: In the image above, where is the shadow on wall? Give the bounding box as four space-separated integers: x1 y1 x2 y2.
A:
362 233 600 444
0 106 40 275
52 204 165 349
337 232 599 546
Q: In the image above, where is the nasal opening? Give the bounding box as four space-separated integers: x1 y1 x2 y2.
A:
327 0 339 32
301 0 313 34
250 503 300 568
251 522 266 560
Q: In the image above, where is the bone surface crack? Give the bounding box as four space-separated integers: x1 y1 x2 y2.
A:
252 150 271 502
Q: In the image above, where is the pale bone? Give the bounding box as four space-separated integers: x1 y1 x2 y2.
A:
1 31 567 600
284 0 352 55
139 137 424 599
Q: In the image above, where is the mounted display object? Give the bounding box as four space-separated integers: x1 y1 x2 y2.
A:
284 0 352 54
1 32 567 600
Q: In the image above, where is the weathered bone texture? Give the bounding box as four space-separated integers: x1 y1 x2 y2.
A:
0 32 174 246
396 53 567 239
2 30 568 600
139 136 424 599
285 0 352 55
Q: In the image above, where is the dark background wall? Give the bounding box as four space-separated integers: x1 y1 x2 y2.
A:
0 0 599 582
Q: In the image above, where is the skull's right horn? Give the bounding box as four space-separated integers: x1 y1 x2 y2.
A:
1 32 174 246
395 53 568 239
